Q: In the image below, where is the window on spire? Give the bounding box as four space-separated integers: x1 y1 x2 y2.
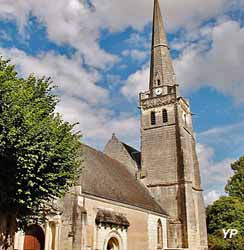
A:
162 109 168 123
155 73 162 87
151 111 156 125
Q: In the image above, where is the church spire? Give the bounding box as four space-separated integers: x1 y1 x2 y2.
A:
149 0 176 90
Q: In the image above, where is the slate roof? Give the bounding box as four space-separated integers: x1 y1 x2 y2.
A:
80 145 167 215
121 142 141 169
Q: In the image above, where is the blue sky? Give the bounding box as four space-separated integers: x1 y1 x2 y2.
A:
0 0 244 205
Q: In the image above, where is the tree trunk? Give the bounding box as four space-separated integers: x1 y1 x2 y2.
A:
0 214 17 250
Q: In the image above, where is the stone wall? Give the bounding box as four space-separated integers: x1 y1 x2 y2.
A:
140 100 181 219
140 91 208 250
12 190 168 250
79 194 156 250
177 99 208 250
57 191 168 250
148 214 167 250
104 135 138 176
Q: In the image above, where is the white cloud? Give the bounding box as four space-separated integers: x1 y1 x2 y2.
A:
125 33 150 50
121 64 149 99
196 142 238 205
196 143 234 205
204 190 222 205
122 20 244 103
106 74 122 87
0 30 11 41
0 47 108 105
90 0 232 32
198 121 244 158
122 49 147 62
0 0 117 68
174 20 244 102
56 96 140 149
199 121 244 137
0 0 239 70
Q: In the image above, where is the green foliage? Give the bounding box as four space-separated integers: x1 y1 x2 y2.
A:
0 58 82 247
225 156 244 200
207 196 244 235
208 234 244 250
207 155 244 250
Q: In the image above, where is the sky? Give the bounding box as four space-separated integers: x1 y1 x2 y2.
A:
0 0 244 205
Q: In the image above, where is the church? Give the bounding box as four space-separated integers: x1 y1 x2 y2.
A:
13 1 208 250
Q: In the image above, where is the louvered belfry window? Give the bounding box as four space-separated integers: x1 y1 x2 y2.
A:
151 111 156 125
162 109 168 123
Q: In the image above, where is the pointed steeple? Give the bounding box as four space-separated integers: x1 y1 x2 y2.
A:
149 0 176 90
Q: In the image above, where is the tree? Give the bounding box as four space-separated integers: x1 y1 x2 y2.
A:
207 155 244 250
225 156 244 200
207 196 244 249
0 58 82 249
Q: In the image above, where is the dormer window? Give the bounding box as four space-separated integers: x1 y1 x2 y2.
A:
151 111 156 125
162 109 168 123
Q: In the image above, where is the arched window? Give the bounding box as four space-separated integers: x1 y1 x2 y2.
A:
157 79 161 86
157 220 163 249
151 111 156 125
162 109 168 123
107 237 120 250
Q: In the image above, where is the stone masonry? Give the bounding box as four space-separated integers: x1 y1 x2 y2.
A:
139 0 208 249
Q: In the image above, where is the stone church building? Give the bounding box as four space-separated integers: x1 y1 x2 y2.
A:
13 1 208 250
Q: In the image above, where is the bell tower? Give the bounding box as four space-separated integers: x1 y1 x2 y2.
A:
139 1 208 249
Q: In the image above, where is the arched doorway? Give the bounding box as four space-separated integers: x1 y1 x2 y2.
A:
24 225 45 250
106 237 119 250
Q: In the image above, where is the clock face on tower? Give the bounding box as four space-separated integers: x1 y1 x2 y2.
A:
155 87 162 96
